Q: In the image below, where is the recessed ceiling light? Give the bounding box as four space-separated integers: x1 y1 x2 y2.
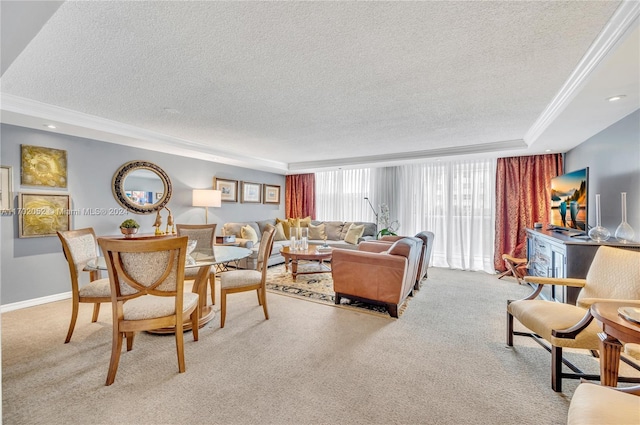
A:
607 95 626 102
45 124 56 129
545 149 552 152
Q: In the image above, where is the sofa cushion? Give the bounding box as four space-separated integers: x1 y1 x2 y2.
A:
224 222 261 241
318 221 345 240
241 225 258 244
276 218 291 239
256 219 276 236
308 223 327 240
339 222 376 240
273 222 287 241
344 224 365 244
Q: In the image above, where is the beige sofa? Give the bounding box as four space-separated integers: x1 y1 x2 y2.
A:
221 219 377 270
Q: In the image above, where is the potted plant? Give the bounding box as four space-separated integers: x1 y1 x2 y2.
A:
376 203 399 239
120 218 140 238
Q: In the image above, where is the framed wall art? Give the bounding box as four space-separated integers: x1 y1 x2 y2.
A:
21 145 68 188
241 181 262 203
263 184 280 205
18 192 70 238
1 166 13 211
214 177 238 203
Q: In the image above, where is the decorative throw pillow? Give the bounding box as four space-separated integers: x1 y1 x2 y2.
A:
241 225 258 244
273 222 287 241
344 223 365 245
299 216 312 227
276 218 291 239
308 223 326 240
287 218 299 229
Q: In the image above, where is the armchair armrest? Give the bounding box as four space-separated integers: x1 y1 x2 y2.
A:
579 380 640 395
358 241 391 253
577 298 640 309
523 276 586 287
379 235 403 242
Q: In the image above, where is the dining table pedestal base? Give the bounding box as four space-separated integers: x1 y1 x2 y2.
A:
147 264 215 334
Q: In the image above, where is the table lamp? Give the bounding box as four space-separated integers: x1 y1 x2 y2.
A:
192 189 222 224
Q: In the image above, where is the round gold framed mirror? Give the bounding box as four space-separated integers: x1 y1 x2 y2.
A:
112 160 172 214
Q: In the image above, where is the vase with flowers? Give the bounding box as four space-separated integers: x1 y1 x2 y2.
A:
377 203 400 238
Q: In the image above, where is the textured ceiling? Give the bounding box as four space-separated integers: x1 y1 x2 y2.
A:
1 1 638 174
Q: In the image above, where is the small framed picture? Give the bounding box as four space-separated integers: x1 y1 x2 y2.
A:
18 192 71 238
241 181 262 203
1 166 13 211
214 177 238 203
263 184 280 205
155 192 163 200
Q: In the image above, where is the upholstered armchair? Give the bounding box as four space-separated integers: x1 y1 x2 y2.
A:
507 246 640 392
331 237 422 317
374 231 435 289
568 382 640 425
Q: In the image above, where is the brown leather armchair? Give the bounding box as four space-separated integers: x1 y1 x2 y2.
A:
331 237 422 317
373 231 435 289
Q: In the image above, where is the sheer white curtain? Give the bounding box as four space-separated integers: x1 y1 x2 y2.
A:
315 168 375 222
316 159 496 273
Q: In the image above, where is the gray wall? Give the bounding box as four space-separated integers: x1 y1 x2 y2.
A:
565 109 640 241
1 124 285 305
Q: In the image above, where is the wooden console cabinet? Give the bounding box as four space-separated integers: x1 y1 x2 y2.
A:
526 229 640 305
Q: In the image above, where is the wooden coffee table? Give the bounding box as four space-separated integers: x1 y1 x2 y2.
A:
280 246 332 281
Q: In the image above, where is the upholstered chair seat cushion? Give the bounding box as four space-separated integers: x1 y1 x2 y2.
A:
220 270 262 289
567 384 640 425
183 268 199 278
77 278 112 298
625 343 640 361
508 300 602 349
122 292 199 321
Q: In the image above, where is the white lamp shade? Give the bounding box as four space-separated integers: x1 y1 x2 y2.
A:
192 190 222 208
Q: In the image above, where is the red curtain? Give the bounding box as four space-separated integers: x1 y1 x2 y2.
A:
285 174 316 219
494 154 563 271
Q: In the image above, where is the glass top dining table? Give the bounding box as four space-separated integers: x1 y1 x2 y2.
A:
87 245 252 333
87 245 251 271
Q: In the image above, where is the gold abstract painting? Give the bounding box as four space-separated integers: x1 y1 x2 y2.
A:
18 193 70 238
21 145 68 188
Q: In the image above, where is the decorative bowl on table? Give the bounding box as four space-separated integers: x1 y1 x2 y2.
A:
120 227 138 238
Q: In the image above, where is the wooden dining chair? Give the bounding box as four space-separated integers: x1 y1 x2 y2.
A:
98 236 199 386
176 223 217 304
57 228 112 343
219 224 276 328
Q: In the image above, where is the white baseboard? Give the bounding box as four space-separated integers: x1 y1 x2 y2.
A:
1 292 72 313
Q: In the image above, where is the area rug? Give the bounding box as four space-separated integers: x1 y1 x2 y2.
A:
265 263 410 318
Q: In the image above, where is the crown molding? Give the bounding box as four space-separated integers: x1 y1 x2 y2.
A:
0 94 289 174
288 139 526 171
524 0 640 146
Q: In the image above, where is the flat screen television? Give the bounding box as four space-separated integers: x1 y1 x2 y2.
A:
550 167 588 232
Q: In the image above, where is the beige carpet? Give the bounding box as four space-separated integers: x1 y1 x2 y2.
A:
3 268 639 424
266 263 409 317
